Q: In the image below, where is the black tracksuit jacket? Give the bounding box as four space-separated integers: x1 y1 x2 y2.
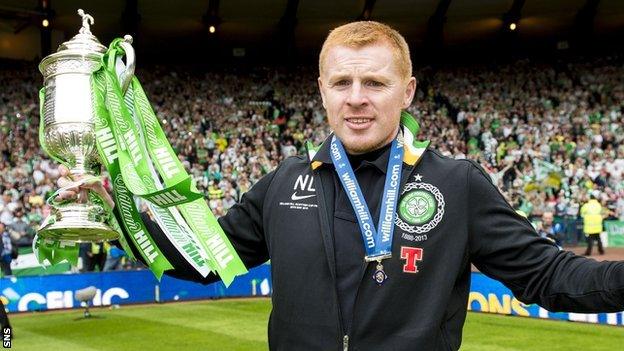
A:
138 138 624 351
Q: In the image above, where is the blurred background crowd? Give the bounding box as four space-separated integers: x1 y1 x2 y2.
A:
1 55 623 272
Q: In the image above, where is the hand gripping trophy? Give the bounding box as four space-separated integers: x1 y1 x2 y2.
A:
37 9 134 242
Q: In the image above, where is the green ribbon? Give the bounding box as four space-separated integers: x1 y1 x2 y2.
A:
398 111 430 149
33 237 78 266
92 39 247 285
94 50 210 279
99 46 218 278
92 190 136 262
92 67 173 279
129 77 247 286
121 84 212 277
100 43 202 207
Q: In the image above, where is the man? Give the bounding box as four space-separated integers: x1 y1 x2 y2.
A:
537 211 563 247
581 193 605 256
0 191 16 225
79 242 107 272
8 208 34 247
103 243 126 271
0 223 13 277
56 22 624 350
0 297 10 333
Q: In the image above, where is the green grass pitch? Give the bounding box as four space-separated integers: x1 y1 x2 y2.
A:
7 298 622 350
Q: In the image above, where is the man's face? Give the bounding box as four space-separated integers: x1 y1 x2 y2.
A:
318 43 416 154
542 213 553 226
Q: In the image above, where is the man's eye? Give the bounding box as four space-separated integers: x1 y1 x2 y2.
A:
334 80 350 86
366 81 384 87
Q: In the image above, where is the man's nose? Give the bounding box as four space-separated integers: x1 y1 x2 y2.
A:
346 83 368 107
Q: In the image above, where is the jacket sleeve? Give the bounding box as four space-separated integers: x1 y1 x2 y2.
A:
128 167 276 285
467 163 624 313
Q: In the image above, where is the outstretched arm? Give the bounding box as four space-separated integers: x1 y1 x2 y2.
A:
467 163 624 313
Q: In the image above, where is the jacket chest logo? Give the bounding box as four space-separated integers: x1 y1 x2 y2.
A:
291 174 316 201
278 174 318 210
396 174 445 234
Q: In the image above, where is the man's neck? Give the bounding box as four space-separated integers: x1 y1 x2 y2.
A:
343 126 400 156
347 142 392 169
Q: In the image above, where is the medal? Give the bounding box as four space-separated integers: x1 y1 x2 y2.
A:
373 260 388 285
330 135 404 287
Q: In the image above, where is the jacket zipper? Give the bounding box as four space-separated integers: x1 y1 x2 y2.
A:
334 281 347 350
312 168 349 350
346 165 416 350
345 260 370 351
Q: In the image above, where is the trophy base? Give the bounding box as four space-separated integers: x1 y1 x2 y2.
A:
38 204 120 242
39 222 119 242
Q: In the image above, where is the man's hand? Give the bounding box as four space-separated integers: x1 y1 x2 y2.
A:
55 165 115 209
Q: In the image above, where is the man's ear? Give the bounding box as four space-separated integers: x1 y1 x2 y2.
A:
402 77 417 109
318 77 327 109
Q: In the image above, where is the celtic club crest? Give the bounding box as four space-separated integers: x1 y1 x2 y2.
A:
396 178 445 234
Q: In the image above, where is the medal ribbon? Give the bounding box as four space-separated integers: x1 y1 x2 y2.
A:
329 134 404 260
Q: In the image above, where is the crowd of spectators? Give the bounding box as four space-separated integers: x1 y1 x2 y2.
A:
0 56 622 269
428 57 623 225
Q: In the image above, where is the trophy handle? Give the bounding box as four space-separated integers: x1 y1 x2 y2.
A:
117 35 135 94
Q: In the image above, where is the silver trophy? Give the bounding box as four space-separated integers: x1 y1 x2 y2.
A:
38 9 134 242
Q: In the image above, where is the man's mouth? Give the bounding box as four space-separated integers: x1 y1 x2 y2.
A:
345 117 372 124
344 117 374 129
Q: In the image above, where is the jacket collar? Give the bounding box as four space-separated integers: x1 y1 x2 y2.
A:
306 111 430 170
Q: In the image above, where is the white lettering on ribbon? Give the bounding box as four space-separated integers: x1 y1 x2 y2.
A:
123 130 143 163
150 190 188 206
150 204 205 267
154 147 181 179
114 176 141 232
134 229 158 263
380 163 401 242
114 175 159 264
340 173 370 221
95 127 118 164
183 202 232 268
330 140 342 161
207 234 234 268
